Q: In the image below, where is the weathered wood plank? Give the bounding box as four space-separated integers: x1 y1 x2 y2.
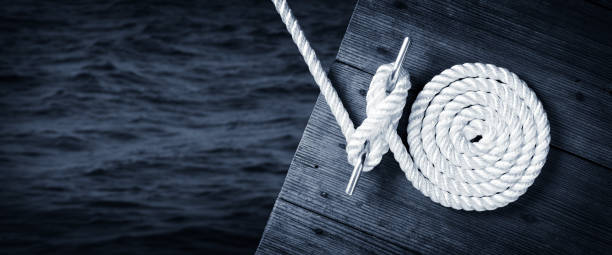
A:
260 63 612 254
479 0 612 46
339 0 612 87
387 0 612 81
256 199 415 254
258 0 612 253
337 0 612 168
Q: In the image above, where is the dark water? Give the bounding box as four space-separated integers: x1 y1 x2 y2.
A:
0 0 353 253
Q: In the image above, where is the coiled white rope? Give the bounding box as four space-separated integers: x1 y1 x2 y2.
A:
271 0 550 211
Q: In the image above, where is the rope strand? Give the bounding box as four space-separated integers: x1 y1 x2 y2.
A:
271 0 355 139
270 0 550 211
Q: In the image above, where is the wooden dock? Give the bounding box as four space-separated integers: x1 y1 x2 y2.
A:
257 0 612 253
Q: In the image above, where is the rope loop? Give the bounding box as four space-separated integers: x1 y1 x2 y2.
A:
347 63 411 171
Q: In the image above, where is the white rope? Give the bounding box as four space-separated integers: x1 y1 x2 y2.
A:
271 0 550 211
270 0 355 140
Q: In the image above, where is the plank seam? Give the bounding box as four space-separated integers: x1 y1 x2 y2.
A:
278 196 423 255
384 0 612 83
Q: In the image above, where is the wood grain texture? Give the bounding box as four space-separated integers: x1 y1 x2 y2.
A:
259 0 612 253
257 199 417 254
337 0 612 168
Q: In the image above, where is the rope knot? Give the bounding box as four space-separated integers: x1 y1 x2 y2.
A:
346 63 411 171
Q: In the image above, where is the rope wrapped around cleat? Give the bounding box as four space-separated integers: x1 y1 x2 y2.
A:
271 0 550 211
